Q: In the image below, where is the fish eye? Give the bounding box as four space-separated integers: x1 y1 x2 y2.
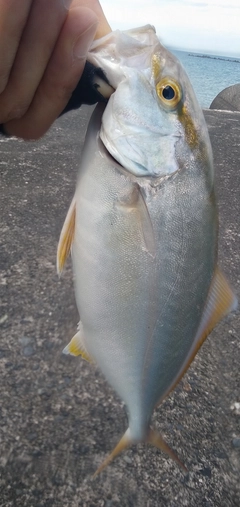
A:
162 85 175 100
156 77 182 109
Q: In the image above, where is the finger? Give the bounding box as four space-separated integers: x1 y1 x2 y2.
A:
0 0 32 93
70 0 111 38
4 7 98 139
0 0 70 123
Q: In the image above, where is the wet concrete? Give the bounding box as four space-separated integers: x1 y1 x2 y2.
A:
0 107 239 506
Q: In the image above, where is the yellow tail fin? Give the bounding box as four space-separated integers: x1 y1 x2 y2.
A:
93 427 187 478
147 428 187 472
93 430 131 478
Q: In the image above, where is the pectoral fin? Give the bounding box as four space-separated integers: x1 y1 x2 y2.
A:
63 322 92 363
137 187 156 258
158 267 238 405
57 197 76 275
117 184 156 258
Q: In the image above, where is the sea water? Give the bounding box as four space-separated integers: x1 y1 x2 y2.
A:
171 50 240 108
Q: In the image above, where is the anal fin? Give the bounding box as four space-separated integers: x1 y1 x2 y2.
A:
57 197 76 275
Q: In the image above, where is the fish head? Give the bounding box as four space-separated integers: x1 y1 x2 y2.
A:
89 25 213 180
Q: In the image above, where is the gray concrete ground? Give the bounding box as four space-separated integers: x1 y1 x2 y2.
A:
0 107 239 506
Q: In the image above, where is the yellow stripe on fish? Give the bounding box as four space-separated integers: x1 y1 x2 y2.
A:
177 103 200 149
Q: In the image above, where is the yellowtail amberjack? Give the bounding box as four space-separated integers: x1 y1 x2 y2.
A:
57 26 237 475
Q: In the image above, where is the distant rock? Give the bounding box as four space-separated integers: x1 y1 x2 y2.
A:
210 84 240 112
188 53 240 64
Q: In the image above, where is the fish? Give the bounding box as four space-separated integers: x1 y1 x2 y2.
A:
57 25 238 475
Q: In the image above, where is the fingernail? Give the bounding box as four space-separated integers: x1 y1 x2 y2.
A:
73 23 98 60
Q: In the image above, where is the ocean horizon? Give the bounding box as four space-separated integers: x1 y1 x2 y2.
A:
167 48 240 108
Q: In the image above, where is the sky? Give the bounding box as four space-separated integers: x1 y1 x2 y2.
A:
101 0 240 57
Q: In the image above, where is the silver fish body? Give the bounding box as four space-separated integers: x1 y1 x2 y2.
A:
58 26 237 472
71 103 217 441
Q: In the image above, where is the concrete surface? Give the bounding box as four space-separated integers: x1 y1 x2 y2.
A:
0 107 239 507
210 84 240 112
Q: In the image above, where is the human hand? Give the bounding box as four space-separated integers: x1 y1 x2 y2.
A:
0 0 111 139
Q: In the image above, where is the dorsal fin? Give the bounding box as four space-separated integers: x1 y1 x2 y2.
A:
57 197 76 275
157 266 238 405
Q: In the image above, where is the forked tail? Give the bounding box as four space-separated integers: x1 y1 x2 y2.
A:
93 427 187 478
